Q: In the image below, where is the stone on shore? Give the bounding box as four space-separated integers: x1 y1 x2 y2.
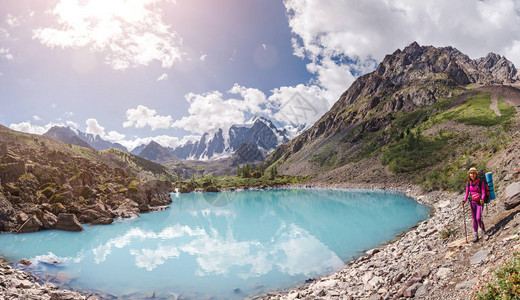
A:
55 213 83 231
42 211 58 229
17 215 42 233
90 217 114 225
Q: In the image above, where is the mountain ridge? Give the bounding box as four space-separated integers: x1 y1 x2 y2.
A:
263 42 520 178
44 126 128 152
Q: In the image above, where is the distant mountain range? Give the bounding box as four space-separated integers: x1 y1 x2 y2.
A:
44 116 305 164
169 116 304 161
44 126 128 152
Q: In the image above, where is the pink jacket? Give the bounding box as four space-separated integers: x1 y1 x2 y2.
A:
464 179 485 203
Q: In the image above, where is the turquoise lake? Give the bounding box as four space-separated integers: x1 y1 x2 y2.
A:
0 188 430 299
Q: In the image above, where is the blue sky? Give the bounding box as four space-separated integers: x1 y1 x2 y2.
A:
2 0 520 150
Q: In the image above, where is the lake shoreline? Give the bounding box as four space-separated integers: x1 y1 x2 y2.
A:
255 181 478 300
1 183 449 300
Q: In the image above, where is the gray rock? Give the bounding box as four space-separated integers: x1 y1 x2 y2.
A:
90 217 114 225
404 283 421 297
55 213 83 232
455 278 479 291
42 211 58 229
415 284 429 298
504 182 520 210
435 267 451 279
17 215 42 233
470 250 489 265
18 259 31 266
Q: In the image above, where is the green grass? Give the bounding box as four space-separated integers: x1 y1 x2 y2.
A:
418 129 510 192
381 132 453 173
425 94 516 128
439 226 458 240
309 142 336 167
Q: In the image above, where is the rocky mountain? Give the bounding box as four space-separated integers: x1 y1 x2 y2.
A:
137 141 178 163
172 116 293 161
44 126 93 149
0 124 174 233
44 126 128 152
130 143 147 156
263 42 520 178
230 142 265 166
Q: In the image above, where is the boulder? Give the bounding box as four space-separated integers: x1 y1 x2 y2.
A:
138 203 150 213
435 267 451 280
90 217 114 225
504 182 520 210
42 211 58 229
17 215 42 233
16 212 29 224
18 259 32 266
78 209 108 224
55 213 83 232
112 199 139 218
470 250 489 265
404 283 421 297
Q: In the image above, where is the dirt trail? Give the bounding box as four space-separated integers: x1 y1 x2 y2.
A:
489 93 501 116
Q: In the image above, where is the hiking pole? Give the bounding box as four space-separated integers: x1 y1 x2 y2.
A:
462 202 468 243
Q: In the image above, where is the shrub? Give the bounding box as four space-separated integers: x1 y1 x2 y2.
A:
381 133 452 173
472 252 520 299
439 226 458 240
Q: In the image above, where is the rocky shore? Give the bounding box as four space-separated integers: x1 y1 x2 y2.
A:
0 257 87 300
257 182 520 300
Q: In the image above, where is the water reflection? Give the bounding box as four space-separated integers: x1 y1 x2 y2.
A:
0 188 429 299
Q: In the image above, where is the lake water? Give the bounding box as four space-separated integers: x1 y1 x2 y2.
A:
0 188 430 299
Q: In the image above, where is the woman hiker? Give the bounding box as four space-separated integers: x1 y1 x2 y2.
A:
462 167 488 242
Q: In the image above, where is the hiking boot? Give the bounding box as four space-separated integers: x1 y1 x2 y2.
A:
473 233 479 243
483 230 489 241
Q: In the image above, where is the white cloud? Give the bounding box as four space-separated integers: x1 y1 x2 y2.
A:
199 54 207 61
0 28 10 39
123 105 172 130
156 73 168 81
9 121 60 135
64 111 74 118
171 84 271 134
5 14 21 27
284 0 520 67
268 84 329 126
105 130 126 141
32 115 41 121
33 0 183 70
0 48 13 60
85 118 105 137
86 118 125 141
66 120 79 128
